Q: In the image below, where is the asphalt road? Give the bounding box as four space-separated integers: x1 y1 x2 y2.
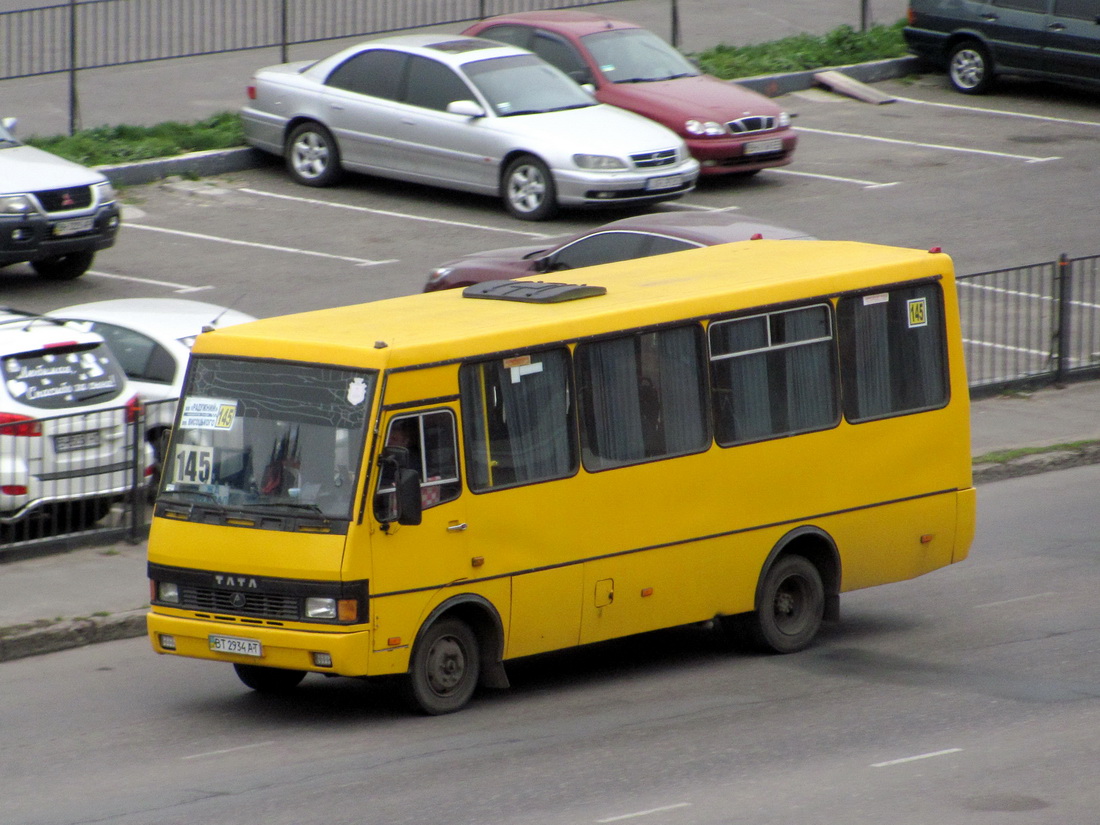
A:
1 464 1097 825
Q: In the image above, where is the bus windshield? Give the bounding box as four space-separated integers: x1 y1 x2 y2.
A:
161 357 374 520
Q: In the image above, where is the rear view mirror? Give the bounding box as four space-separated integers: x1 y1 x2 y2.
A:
395 468 422 525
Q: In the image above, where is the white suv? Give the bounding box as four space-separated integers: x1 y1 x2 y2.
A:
0 117 121 280
1 309 154 528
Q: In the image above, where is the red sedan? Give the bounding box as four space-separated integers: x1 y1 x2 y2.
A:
462 10 798 177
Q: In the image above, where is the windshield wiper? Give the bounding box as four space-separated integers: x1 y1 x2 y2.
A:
250 501 331 519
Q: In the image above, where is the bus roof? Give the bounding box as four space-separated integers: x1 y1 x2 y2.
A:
196 240 952 369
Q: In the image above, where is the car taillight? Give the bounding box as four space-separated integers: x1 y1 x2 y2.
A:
0 413 42 437
1 484 28 495
247 84 257 100
125 395 144 424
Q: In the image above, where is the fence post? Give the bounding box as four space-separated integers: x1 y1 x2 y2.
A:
860 0 869 31
280 0 289 64
1053 253 1072 384
68 0 79 134
670 0 681 48
129 401 145 544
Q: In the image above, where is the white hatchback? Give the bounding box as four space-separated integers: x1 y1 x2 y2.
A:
0 309 154 527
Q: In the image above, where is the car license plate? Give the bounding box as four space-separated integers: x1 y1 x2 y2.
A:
646 174 683 191
54 430 101 452
745 138 783 156
210 635 263 657
53 217 95 236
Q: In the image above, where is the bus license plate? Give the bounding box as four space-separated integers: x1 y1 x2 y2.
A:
745 138 783 155
54 430 101 452
209 635 263 657
53 217 95 236
646 174 683 191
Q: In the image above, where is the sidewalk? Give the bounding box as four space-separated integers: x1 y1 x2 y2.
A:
3 380 1100 663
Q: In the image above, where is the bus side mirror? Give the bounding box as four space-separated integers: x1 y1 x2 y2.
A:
395 468 422 526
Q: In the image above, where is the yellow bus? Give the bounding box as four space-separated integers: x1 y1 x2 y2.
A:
147 239 975 714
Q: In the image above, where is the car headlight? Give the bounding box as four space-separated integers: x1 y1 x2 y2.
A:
157 582 181 604
778 112 791 128
685 119 726 136
0 194 34 214
305 597 337 620
93 180 117 204
426 267 453 286
573 154 628 170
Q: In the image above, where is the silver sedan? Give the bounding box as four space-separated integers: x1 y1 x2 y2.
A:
240 34 700 221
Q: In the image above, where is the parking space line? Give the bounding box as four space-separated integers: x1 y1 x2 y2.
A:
770 168 899 188
239 188 556 239
596 803 692 822
963 337 1050 358
86 269 213 294
794 126 1061 163
894 95 1100 128
975 592 1056 608
872 748 962 768
126 223 396 266
960 280 1100 311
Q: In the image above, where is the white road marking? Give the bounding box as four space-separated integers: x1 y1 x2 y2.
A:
597 803 692 822
872 748 962 768
794 126 1061 163
894 95 1100 128
770 167 899 188
239 187 556 239
963 337 1051 358
960 279 1100 311
182 741 275 760
126 222 396 266
976 592 1057 608
85 269 213 294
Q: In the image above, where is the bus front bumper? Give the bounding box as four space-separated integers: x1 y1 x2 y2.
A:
147 611 373 677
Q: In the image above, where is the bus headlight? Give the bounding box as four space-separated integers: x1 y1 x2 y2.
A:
305 597 337 619
158 582 180 604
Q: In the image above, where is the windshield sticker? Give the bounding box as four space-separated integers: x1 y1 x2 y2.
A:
4 351 119 404
346 376 368 406
862 293 889 306
180 397 238 430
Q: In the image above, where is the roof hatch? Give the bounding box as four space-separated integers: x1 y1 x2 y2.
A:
462 280 607 304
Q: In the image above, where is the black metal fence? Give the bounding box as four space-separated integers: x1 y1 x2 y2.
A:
4 257 1098 556
0 398 175 558
958 253 1100 396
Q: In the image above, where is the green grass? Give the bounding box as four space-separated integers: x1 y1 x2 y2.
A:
24 22 910 168
973 440 1100 465
694 21 909 78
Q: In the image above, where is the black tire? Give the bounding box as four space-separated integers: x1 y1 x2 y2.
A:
285 122 343 187
405 618 480 715
947 40 994 95
742 555 824 654
502 155 558 221
32 250 95 280
234 663 306 693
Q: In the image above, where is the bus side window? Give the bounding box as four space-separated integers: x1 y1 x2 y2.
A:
837 284 948 422
375 410 461 521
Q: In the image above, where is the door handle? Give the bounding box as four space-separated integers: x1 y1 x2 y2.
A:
447 522 468 533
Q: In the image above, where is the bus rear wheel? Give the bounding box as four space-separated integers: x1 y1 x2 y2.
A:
234 663 306 693
405 618 480 715
738 555 824 654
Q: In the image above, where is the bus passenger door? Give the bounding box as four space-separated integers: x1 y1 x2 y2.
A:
369 409 471 646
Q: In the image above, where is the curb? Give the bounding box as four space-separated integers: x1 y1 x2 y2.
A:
0 609 147 663
93 57 922 188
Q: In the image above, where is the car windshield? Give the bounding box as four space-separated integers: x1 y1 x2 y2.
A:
161 357 375 521
462 54 596 116
582 28 699 83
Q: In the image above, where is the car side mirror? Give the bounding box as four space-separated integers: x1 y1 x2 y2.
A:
447 100 486 118
394 468 422 525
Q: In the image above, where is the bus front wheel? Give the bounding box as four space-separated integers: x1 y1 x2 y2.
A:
405 618 480 715
738 555 825 654
234 663 306 693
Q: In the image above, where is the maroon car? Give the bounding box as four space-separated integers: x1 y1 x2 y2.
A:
462 10 798 177
424 211 814 292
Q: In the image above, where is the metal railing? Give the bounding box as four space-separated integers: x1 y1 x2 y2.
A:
4 256 1099 555
1 0 677 133
958 253 1100 395
0 398 175 558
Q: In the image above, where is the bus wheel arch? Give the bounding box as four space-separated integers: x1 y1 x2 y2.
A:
405 595 508 715
726 527 840 653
